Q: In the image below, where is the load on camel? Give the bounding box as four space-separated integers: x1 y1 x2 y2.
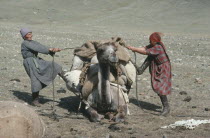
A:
63 37 137 122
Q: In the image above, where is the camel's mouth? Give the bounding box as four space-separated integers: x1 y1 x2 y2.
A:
108 57 118 67
108 55 119 64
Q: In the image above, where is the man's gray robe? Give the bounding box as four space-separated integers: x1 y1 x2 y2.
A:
21 40 62 92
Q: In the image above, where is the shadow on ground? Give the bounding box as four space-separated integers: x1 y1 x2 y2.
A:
12 90 83 113
130 98 161 112
11 90 53 104
58 96 89 120
58 96 81 113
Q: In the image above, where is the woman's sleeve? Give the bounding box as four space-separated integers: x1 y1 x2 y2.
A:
146 45 163 56
137 56 152 75
23 40 50 54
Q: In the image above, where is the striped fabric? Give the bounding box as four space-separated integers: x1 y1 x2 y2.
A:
146 44 172 95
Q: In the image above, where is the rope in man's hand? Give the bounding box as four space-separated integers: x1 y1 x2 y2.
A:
49 47 79 121
50 54 59 121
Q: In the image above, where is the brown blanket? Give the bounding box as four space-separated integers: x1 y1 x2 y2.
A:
74 37 130 63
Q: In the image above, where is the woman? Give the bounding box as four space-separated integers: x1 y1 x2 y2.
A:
126 32 172 116
20 28 63 106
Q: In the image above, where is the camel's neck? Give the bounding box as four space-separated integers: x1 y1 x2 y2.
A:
98 63 111 106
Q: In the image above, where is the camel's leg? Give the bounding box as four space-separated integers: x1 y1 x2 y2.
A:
105 112 115 121
82 73 98 100
85 106 104 122
114 105 127 122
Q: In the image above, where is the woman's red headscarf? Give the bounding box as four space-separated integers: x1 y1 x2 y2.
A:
149 32 166 49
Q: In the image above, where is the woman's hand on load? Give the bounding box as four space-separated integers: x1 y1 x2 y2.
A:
49 48 61 52
126 46 134 51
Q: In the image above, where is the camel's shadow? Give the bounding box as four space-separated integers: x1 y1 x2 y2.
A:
58 96 161 114
11 90 54 104
11 90 85 113
11 90 161 115
58 96 91 120
130 98 161 112
58 96 81 113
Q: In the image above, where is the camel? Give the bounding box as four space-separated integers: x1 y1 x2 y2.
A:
63 42 136 122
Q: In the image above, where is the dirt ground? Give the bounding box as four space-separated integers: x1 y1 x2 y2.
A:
0 21 210 138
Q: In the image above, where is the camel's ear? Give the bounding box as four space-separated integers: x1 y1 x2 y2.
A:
96 42 109 51
111 37 122 42
111 42 118 51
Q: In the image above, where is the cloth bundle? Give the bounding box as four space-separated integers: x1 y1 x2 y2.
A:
74 37 131 63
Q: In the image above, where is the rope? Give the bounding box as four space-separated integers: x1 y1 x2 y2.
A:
51 49 87 116
50 54 59 121
60 47 77 51
116 63 120 108
52 55 55 109
50 46 142 115
133 52 143 110
60 46 140 111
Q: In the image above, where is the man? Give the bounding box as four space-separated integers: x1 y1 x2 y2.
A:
20 28 63 106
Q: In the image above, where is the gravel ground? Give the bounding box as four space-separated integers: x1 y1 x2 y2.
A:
0 21 210 138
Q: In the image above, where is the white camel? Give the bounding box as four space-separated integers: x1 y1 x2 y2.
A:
63 42 136 122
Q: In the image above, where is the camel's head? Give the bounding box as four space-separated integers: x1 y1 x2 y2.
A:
96 42 119 65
